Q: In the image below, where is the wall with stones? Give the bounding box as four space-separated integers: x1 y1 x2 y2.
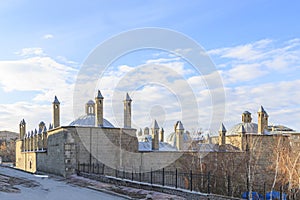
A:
15 140 24 169
15 140 37 173
37 128 76 176
32 125 294 194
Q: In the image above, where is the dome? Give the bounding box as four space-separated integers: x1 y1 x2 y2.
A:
69 114 114 128
227 122 258 135
138 135 177 151
243 111 251 115
86 100 95 105
166 131 191 147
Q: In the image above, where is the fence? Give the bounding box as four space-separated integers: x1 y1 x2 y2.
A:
77 163 297 199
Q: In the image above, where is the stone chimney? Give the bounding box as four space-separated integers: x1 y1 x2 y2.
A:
151 120 159 150
258 106 268 134
218 123 226 146
124 93 132 128
95 90 104 127
175 121 184 151
52 96 60 128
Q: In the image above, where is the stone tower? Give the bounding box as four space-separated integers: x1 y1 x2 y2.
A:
95 90 104 127
85 100 95 115
159 128 164 142
176 121 184 151
19 119 26 139
258 106 268 134
218 123 226 146
144 127 149 135
123 93 132 128
151 120 159 150
239 124 246 150
52 96 60 128
242 111 252 123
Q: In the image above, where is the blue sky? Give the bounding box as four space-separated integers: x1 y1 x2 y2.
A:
0 0 300 134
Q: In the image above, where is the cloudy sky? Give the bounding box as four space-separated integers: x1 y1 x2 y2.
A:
0 1 299 135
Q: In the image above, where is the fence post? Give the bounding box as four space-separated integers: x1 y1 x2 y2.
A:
190 170 193 191
123 167 125 179
280 185 283 200
131 167 133 181
97 163 99 174
102 164 105 175
83 163 85 173
227 175 231 196
175 168 178 188
162 168 165 186
151 168 153 185
77 162 80 174
207 171 211 194
92 163 94 173
264 182 266 200
139 166 141 182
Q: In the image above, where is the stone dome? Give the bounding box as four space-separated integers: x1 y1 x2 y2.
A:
166 131 191 147
69 114 114 128
227 122 258 135
138 135 177 151
86 100 95 105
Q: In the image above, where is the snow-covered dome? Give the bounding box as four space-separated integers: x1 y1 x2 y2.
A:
227 122 258 135
166 131 191 147
86 100 95 105
69 114 114 128
138 135 177 151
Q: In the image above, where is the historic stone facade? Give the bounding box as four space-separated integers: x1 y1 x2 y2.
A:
15 92 300 197
16 91 138 176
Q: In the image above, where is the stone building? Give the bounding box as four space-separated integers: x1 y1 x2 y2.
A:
15 90 188 176
210 106 300 152
15 92 300 195
15 91 138 176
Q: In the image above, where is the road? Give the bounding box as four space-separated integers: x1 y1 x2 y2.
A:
0 166 126 200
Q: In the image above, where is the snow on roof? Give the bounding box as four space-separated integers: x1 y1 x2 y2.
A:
227 122 258 135
166 131 190 147
69 114 114 128
138 141 177 152
243 111 251 115
197 143 218 152
239 124 246 133
86 99 95 105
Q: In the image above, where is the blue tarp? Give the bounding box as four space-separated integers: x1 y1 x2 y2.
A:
266 191 287 200
242 191 263 200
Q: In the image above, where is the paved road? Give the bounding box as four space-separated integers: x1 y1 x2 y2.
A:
0 166 126 200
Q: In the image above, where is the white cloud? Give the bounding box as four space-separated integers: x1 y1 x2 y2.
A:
208 39 273 61
42 34 54 39
204 38 300 133
0 56 77 92
2 38 300 135
223 63 268 83
0 48 78 132
15 47 45 57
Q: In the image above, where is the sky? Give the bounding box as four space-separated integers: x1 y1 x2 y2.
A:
0 0 299 135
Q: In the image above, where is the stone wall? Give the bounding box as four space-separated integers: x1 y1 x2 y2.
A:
15 140 37 174
36 129 75 176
